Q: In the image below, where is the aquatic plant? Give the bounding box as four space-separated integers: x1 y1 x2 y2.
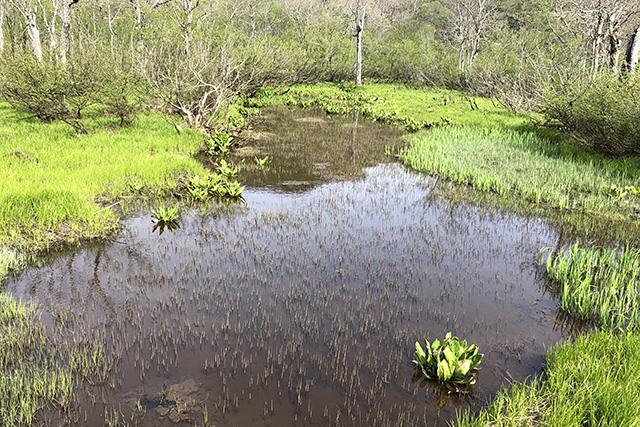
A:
184 172 244 200
224 181 245 198
0 294 107 426
413 333 482 387
206 131 235 155
254 156 269 166
151 206 180 223
400 126 640 220
217 159 239 178
541 244 640 330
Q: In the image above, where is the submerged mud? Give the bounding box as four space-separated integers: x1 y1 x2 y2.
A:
8 107 579 426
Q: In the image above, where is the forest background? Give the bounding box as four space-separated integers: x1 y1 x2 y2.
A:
0 0 639 155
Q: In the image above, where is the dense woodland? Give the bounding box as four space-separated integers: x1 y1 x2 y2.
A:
0 0 639 154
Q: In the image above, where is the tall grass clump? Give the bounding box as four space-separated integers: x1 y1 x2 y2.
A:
541 244 640 331
399 126 640 220
454 331 640 427
0 248 24 283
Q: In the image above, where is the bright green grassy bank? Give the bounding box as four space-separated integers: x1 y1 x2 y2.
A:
399 126 640 231
454 331 640 427
0 102 206 259
249 82 541 133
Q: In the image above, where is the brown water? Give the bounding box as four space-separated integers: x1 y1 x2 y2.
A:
7 107 580 426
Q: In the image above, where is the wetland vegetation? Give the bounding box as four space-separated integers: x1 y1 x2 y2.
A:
1 0 640 425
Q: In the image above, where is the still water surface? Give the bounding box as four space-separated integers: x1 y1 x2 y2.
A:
8 107 578 426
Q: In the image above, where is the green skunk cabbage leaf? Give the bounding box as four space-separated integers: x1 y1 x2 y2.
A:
423 338 432 356
466 344 478 358
432 338 441 352
443 347 456 366
415 342 426 362
470 354 483 369
454 359 471 378
458 374 476 385
449 338 461 356
437 359 452 381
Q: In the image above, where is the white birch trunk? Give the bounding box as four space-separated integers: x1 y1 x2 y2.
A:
0 4 5 53
625 26 640 73
26 7 43 60
60 0 72 63
355 8 364 86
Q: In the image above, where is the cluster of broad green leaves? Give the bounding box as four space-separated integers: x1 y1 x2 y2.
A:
413 333 482 386
184 160 244 201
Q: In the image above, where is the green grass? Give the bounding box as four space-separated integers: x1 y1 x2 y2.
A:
542 244 640 331
399 126 640 224
249 82 537 132
0 102 207 256
454 331 640 427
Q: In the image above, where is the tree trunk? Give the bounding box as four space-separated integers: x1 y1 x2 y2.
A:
624 25 640 73
26 7 43 60
458 38 466 71
608 32 621 74
590 12 605 77
354 8 364 86
60 0 72 63
0 4 4 53
183 0 199 57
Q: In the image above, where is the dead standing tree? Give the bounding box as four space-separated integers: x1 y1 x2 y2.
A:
354 5 365 86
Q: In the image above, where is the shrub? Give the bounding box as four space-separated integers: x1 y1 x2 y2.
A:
541 73 640 156
0 50 143 132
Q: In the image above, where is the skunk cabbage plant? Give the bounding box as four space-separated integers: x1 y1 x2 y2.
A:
413 333 482 386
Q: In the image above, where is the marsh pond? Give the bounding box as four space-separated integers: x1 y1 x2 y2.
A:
7 107 585 426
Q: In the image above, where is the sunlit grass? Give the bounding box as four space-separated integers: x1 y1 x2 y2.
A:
400 126 640 221
541 244 640 331
251 83 536 132
0 102 206 253
454 331 640 427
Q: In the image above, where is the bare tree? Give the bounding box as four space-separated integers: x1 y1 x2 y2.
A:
59 0 79 63
146 35 257 132
442 0 496 72
557 0 638 76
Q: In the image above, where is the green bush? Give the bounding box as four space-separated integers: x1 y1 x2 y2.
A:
0 50 143 132
542 73 640 156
